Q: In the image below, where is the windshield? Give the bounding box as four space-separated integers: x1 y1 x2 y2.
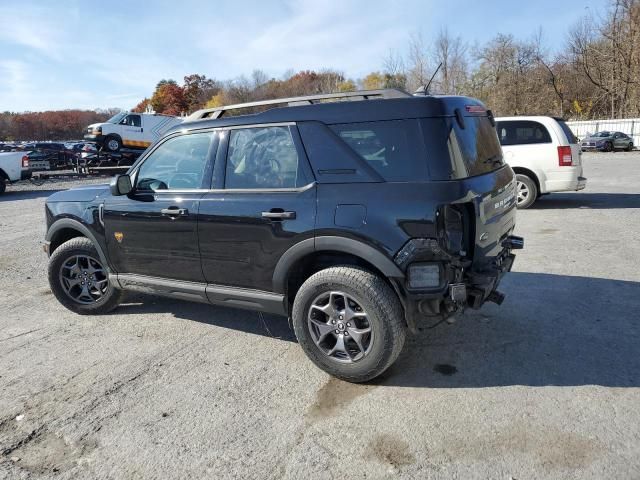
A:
594 131 611 137
107 112 127 124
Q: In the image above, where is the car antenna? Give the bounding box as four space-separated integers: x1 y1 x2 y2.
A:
414 62 442 96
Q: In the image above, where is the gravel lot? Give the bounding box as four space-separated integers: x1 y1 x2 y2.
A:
1 152 639 479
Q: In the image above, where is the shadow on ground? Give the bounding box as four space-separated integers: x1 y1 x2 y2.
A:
0 189 62 202
379 271 640 388
532 192 640 209
115 271 640 388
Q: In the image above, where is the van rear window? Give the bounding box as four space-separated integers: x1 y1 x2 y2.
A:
496 120 551 145
330 120 428 182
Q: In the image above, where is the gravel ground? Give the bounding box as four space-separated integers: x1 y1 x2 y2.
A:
0 152 639 479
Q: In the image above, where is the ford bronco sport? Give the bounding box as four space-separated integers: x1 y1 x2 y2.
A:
44 89 523 382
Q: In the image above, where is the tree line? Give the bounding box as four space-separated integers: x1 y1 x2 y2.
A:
2 0 638 141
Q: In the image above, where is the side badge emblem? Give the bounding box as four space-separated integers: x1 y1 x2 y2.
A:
479 232 489 241
114 232 124 243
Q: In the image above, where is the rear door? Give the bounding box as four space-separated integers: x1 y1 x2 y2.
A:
198 124 316 292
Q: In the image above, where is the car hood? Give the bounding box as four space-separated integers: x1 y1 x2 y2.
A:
47 183 110 202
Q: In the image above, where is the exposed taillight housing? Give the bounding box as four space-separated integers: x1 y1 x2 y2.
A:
558 146 572 166
21 155 29 168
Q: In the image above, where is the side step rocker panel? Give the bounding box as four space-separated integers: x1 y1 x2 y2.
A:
111 274 287 316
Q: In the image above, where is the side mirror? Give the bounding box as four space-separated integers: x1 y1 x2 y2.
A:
110 174 132 196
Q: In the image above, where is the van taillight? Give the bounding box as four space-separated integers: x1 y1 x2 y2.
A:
558 146 572 166
21 155 29 168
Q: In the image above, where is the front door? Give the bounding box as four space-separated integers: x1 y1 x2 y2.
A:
104 130 217 282
198 125 316 292
120 114 146 148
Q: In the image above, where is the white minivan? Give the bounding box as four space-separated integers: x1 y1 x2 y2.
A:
495 116 587 208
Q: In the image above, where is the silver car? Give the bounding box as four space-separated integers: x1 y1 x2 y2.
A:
581 131 634 152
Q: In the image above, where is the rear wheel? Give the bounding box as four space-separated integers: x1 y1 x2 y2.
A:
627 142 634 152
0 179 6 195
48 238 123 315
292 266 406 383
515 174 537 209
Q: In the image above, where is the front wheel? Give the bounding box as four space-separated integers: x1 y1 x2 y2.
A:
48 238 123 315
103 135 122 153
0 179 5 195
292 266 406 383
515 174 538 209
627 142 634 152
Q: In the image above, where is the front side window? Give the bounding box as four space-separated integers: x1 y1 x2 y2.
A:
121 114 141 127
225 126 303 189
496 121 552 145
136 132 214 191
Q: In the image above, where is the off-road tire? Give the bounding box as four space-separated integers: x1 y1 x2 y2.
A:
515 173 537 209
292 266 406 383
48 237 123 315
104 135 122 153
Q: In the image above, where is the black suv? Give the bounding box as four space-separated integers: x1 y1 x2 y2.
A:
44 89 523 382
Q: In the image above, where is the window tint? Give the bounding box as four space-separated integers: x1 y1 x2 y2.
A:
136 132 214 191
329 120 427 181
496 120 552 145
225 126 303 189
446 116 504 178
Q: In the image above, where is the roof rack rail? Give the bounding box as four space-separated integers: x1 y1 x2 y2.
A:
185 88 411 121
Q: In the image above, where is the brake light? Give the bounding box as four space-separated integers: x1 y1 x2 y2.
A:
558 146 572 166
465 105 486 114
21 155 29 168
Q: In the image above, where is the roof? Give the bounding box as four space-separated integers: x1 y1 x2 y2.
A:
168 91 486 135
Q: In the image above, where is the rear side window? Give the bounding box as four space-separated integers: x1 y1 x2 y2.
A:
329 120 427 182
496 120 551 145
225 126 303 189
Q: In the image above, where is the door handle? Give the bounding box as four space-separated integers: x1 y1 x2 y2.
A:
160 207 188 216
262 210 296 220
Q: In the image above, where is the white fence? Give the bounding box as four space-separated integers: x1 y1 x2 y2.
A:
567 118 640 145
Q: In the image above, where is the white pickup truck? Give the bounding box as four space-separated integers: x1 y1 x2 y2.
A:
0 152 31 194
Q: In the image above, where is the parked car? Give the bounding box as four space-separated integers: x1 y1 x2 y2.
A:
85 112 183 152
44 89 523 382
0 151 31 193
580 131 634 152
495 116 587 209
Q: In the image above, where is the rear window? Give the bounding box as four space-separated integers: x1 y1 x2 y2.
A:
444 116 504 178
329 120 427 181
496 120 551 145
555 119 577 144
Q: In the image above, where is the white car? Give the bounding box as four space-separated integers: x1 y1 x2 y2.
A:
495 116 587 208
0 152 31 194
85 112 183 152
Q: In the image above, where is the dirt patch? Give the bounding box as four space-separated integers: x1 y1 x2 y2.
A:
306 377 372 422
367 434 415 468
538 228 559 234
443 422 602 471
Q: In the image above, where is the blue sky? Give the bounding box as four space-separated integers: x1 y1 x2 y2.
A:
0 0 606 112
